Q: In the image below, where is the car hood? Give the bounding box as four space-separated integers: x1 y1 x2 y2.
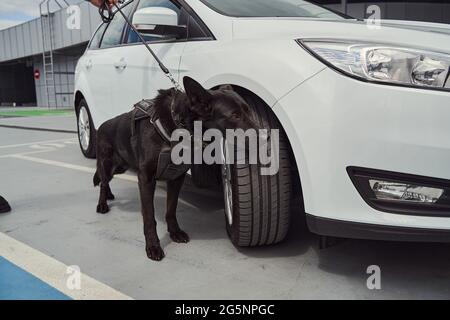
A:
232 18 450 53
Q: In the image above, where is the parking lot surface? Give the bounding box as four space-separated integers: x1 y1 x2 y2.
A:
0 113 450 300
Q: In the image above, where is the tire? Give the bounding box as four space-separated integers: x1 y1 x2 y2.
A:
76 99 96 159
222 91 293 247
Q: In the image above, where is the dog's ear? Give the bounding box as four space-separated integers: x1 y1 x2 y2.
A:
183 76 212 115
219 84 234 92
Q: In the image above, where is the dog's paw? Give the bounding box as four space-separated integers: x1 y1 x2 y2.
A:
170 230 190 244
146 246 165 261
96 203 110 214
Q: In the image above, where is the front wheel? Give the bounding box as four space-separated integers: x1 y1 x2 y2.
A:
77 99 96 159
222 92 293 247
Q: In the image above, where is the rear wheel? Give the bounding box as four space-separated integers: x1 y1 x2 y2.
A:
77 99 96 159
222 91 293 247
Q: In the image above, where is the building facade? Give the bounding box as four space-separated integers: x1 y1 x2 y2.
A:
0 1 100 108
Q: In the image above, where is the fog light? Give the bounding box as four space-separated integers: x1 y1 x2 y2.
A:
348 167 450 217
369 180 444 203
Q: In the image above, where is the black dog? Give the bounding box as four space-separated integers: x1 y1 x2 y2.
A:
94 76 258 261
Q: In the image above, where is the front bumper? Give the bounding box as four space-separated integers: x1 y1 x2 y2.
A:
306 214 450 243
273 67 450 233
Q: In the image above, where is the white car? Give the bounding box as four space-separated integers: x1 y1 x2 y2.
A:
74 0 450 246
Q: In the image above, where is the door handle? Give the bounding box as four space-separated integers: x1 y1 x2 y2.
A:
85 60 93 70
114 58 127 70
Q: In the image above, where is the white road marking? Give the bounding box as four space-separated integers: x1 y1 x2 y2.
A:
13 154 97 174
0 232 132 300
10 154 197 209
116 173 138 183
12 154 138 182
0 138 77 149
30 144 55 150
0 150 63 159
42 143 66 148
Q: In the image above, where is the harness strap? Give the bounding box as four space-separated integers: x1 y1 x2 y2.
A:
131 99 190 181
132 100 172 144
154 119 172 142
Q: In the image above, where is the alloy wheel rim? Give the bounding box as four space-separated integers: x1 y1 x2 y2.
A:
78 106 90 151
221 138 233 226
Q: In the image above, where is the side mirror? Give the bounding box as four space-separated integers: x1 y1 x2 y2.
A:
132 7 179 32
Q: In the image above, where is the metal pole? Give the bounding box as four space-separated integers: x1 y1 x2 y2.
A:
342 0 348 15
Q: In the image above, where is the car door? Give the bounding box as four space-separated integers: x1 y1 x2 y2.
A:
170 0 216 89
86 1 135 125
110 0 209 112
80 22 113 126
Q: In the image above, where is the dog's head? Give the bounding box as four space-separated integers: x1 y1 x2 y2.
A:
183 76 260 132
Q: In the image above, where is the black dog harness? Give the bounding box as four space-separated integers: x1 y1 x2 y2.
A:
131 99 172 142
131 99 190 181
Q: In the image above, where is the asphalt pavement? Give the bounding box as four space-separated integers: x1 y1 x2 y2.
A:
0 112 449 300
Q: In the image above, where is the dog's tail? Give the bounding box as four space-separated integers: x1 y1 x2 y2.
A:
93 170 100 187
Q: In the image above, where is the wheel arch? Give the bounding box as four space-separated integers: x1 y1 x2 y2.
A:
74 91 85 114
74 90 99 131
74 90 97 159
211 83 305 214
203 74 279 108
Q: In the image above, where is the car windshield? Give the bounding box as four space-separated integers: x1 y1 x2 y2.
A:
200 0 348 19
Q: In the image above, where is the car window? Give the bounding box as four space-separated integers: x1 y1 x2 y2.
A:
89 23 107 49
201 0 348 19
127 0 193 44
187 15 208 39
100 4 134 48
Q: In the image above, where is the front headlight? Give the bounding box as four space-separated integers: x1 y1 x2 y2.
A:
299 40 450 90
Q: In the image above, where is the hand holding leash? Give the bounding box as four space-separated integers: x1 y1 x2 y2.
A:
89 0 118 9
98 0 122 23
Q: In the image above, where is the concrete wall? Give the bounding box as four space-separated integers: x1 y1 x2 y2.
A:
0 1 101 63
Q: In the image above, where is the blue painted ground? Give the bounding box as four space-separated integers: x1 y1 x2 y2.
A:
0 256 70 300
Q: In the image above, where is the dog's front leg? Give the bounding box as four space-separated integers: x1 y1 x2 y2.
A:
138 171 165 261
166 174 190 243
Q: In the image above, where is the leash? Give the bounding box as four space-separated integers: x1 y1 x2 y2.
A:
99 1 191 181
99 0 184 92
